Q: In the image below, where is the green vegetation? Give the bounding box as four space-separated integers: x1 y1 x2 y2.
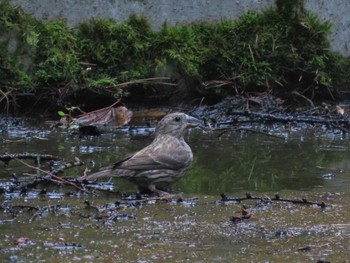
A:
1 0 349 111
0 0 38 90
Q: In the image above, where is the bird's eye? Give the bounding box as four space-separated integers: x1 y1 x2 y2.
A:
174 116 181 122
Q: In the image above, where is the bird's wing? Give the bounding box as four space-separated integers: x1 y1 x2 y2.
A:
114 152 184 170
114 136 189 171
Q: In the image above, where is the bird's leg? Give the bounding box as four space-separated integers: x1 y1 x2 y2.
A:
154 189 173 197
137 185 155 195
147 184 167 196
142 184 171 197
152 186 185 198
138 184 182 198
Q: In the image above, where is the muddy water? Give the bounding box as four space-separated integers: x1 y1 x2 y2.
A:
1 117 350 262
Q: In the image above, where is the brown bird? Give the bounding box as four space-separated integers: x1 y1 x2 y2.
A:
84 112 201 195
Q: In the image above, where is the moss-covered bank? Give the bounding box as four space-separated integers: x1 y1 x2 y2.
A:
1 0 350 113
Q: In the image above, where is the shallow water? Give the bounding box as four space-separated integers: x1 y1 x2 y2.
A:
1 117 350 262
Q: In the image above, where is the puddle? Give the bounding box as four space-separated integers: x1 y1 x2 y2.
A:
1 117 350 262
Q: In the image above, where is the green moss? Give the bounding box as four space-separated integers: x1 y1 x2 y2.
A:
0 0 38 90
194 5 349 99
77 15 154 85
1 0 350 108
153 23 201 77
34 20 80 85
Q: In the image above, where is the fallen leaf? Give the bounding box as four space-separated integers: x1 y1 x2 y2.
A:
75 105 132 127
13 237 30 246
336 105 345 115
114 106 133 126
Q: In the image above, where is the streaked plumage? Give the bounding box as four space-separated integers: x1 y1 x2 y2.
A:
84 112 201 195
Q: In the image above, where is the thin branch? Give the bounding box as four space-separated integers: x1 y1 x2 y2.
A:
292 90 315 108
0 89 12 115
219 193 326 208
75 99 120 118
51 157 85 174
14 158 84 191
215 110 350 127
115 77 176 88
0 153 62 164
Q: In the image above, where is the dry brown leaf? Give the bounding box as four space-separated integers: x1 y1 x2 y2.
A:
336 105 345 116
13 237 30 246
75 106 132 127
114 106 133 126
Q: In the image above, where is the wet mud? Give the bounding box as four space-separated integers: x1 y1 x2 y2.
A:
1 112 350 262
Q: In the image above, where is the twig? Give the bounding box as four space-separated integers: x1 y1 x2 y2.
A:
115 77 176 88
216 110 350 127
51 157 84 174
247 157 257 181
75 99 120 119
0 153 61 164
0 89 12 115
216 127 285 139
220 193 326 208
330 123 350 134
292 90 315 108
14 158 83 191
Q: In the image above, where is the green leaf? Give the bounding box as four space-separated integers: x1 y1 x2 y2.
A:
57 111 66 117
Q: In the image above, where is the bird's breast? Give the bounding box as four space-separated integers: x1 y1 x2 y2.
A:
153 135 193 167
175 140 193 165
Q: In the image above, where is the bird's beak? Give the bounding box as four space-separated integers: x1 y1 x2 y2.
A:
186 115 202 128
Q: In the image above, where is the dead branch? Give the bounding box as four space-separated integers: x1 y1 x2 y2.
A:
51 157 84 174
216 127 285 139
14 158 83 191
292 90 315 108
75 99 120 119
0 153 62 165
115 77 176 88
215 110 350 127
219 193 326 208
0 89 12 114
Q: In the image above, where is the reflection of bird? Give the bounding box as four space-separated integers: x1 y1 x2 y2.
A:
84 112 201 195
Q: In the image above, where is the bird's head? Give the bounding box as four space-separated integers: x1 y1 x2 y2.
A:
155 112 202 138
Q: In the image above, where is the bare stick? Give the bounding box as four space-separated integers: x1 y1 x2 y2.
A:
14 158 83 191
292 90 315 108
0 153 61 164
220 193 326 208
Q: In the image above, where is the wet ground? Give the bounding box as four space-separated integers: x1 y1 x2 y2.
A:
1 116 350 262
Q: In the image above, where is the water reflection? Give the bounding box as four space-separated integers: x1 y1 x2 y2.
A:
186 129 350 193
1 118 350 194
